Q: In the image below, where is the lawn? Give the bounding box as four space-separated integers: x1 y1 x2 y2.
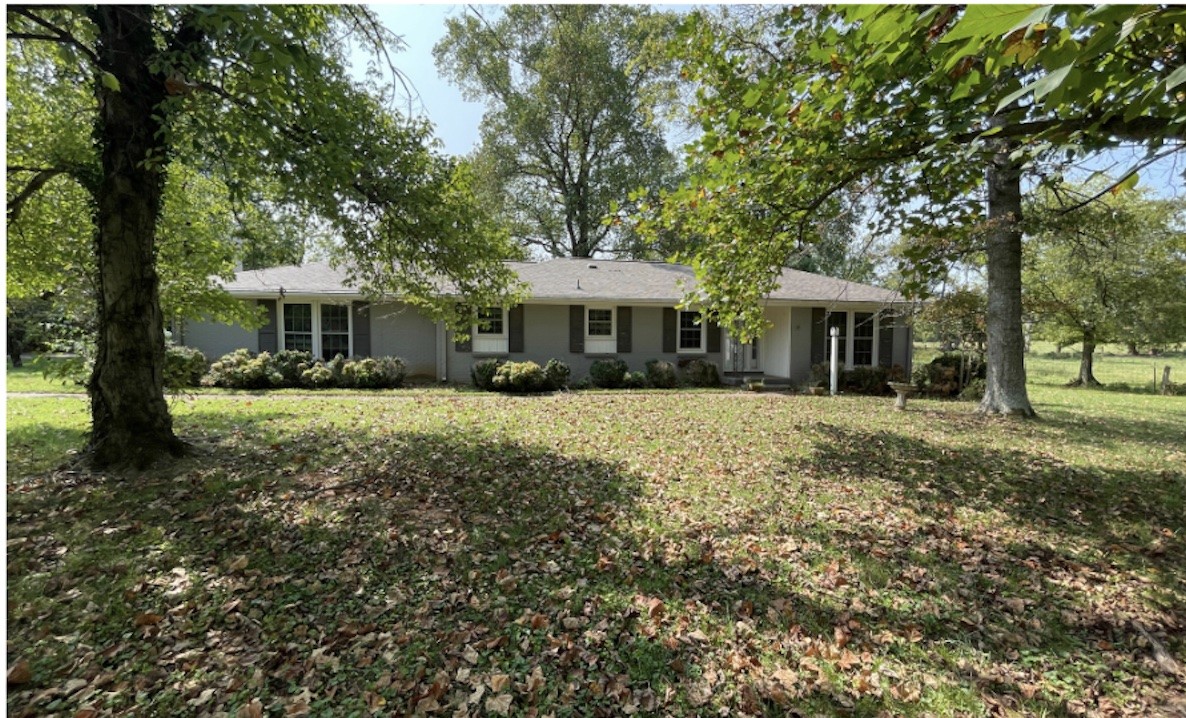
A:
6 360 1185 717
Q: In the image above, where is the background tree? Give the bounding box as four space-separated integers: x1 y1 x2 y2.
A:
638 5 1183 416
435 5 681 259
1024 184 1186 385
7 5 523 469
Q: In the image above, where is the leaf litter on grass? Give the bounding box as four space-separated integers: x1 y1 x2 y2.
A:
6 391 1185 716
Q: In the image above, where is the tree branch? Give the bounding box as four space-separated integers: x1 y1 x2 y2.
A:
7 7 100 66
7 167 68 225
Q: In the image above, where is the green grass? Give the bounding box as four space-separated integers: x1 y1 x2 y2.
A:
7 353 1186 717
6 357 86 394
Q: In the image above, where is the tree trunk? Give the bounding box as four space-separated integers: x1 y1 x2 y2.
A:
87 6 186 469
978 127 1036 417
1127 342 1139 356
1073 331 1101 387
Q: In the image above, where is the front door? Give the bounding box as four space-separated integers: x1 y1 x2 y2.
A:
727 334 762 373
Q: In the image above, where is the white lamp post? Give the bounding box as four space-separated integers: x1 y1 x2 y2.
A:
829 326 840 396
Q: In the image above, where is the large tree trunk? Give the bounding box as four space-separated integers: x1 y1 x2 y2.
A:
1073 328 1101 386
87 6 186 469
978 130 1036 417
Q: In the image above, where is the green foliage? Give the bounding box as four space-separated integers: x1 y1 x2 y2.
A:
916 289 988 351
681 359 719 388
589 359 629 389
435 5 681 258
911 353 987 398
163 346 207 390
1024 183 1186 352
202 349 405 390
491 361 550 394
543 359 571 391
623 371 649 390
645 359 679 389
341 357 406 389
634 5 1183 341
203 349 281 390
810 364 901 395
471 358 503 391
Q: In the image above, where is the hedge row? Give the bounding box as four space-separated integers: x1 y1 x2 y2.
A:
191 348 406 390
470 357 720 393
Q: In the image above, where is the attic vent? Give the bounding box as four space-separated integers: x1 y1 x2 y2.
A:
587 263 598 269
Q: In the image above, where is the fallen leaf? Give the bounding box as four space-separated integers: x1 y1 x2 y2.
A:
238 698 264 718
133 613 163 626
489 673 511 692
7 660 31 685
486 693 513 715
229 555 249 572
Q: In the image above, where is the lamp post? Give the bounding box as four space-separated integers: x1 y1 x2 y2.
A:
829 326 839 396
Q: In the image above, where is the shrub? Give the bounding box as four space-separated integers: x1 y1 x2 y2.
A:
492 360 550 393
202 349 280 389
471 358 502 391
164 345 207 389
840 366 892 395
623 371 648 389
272 350 312 385
682 358 720 387
915 352 986 397
589 358 629 388
343 356 406 389
300 361 336 388
958 377 986 401
645 359 678 389
543 359 571 390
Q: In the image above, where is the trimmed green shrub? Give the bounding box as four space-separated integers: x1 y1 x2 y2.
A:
492 360 550 393
543 359 571 390
682 358 720 387
589 358 628 388
914 352 986 397
645 359 678 389
343 356 406 389
164 345 207 389
272 350 312 385
202 349 280 389
300 361 336 388
471 358 502 391
623 371 648 389
959 377 986 401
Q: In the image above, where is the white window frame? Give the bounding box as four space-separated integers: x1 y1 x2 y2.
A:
279 299 353 361
472 306 509 354
677 309 707 354
585 305 617 355
851 311 877 368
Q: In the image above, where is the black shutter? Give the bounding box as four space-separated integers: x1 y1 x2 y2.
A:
706 317 721 354
258 299 277 353
616 306 632 353
878 313 894 367
810 307 826 366
509 305 525 353
352 301 371 357
569 305 584 353
662 307 676 353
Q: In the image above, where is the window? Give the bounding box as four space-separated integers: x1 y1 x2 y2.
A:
472 307 509 354
679 310 705 352
281 301 351 359
826 311 847 362
320 304 350 360
585 306 616 354
587 308 613 336
476 307 504 336
853 312 874 366
284 303 313 353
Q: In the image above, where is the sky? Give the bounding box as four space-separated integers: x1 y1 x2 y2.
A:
368 4 486 157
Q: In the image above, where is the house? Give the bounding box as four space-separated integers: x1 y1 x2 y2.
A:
180 258 913 385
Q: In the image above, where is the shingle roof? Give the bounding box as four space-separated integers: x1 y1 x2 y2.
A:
221 258 903 305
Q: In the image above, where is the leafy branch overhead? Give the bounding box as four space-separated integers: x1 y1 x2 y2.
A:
6 4 525 468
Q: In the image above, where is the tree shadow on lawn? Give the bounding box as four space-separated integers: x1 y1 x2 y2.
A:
784 424 1186 713
9 420 858 717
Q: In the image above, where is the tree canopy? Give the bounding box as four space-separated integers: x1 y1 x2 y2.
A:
637 4 1184 415
6 5 523 467
1025 183 1186 384
435 5 682 259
